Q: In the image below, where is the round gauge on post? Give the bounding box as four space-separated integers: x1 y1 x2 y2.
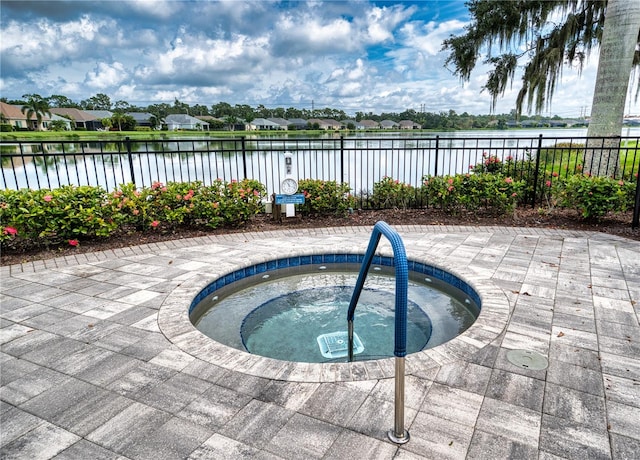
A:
280 177 298 195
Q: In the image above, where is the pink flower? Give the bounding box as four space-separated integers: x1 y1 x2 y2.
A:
68 239 79 246
506 155 513 161
545 180 552 187
4 226 17 236
447 178 454 185
618 180 624 186
150 220 160 228
43 195 52 202
132 209 140 215
511 192 518 197
504 177 513 184
447 186 454 192
552 172 559 177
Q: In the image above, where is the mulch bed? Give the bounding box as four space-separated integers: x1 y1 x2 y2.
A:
2 208 638 266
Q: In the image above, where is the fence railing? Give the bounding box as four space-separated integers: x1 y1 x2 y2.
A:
2 134 639 226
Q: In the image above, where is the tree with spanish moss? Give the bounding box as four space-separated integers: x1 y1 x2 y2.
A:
443 0 640 176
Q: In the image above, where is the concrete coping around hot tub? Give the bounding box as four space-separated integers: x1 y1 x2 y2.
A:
158 247 510 383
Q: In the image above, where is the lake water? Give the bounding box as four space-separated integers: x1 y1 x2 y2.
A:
2 127 639 192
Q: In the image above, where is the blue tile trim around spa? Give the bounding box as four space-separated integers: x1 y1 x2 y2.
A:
189 254 481 314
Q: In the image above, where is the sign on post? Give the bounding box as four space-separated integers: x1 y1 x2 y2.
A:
275 194 305 205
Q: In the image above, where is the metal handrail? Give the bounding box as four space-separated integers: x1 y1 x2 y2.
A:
347 221 410 444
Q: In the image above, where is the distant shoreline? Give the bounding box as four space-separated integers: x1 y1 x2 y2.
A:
5 125 640 142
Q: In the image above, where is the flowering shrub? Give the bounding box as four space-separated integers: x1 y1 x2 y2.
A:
471 152 505 174
0 179 266 250
215 179 266 226
556 175 633 219
422 174 524 215
371 177 418 209
297 179 355 216
421 176 459 212
0 186 118 248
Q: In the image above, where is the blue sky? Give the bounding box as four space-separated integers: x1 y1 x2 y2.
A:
1 0 638 116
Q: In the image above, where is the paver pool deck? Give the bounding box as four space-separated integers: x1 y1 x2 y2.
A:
1 225 638 459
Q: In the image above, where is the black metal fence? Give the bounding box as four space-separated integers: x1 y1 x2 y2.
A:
2 134 639 226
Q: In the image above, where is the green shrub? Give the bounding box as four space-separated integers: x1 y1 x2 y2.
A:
215 179 266 226
371 177 418 209
556 175 633 219
421 173 524 215
111 179 266 229
297 179 355 216
0 124 13 132
0 186 118 247
471 152 504 174
1 179 266 250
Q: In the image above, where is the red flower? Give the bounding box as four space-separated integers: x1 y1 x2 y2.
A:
4 226 17 236
150 220 160 228
43 195 52 202
545 180 552 187
68 239 79 246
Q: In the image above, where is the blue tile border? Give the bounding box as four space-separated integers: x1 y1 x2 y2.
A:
189 254 481 315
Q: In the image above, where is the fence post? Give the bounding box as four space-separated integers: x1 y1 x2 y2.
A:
241 136 248 179
633 162 640 229
340 135 345 184
530 134 544 208
434 135 439 177
125 137 136 186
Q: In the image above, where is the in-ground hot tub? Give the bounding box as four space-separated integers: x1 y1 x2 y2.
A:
189 255 480 363
158 243 510 383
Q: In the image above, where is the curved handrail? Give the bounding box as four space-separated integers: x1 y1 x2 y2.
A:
347 220 408 359
346 221 410 444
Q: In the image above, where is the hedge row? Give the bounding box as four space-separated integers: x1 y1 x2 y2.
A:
1 173 636 250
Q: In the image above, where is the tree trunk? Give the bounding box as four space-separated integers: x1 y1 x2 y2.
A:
585 0 640 176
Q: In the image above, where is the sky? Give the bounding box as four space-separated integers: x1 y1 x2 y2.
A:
1 0 638 117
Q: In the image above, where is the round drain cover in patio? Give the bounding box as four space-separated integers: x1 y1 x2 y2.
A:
506 349 549 370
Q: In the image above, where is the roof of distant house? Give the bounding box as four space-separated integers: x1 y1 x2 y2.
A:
165 113 209 125
84 110 113 119
126 112 155 122
50 108 97 122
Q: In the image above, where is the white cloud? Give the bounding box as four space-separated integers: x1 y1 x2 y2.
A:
1 1 638 117
400 19 467 56
84 62 128 89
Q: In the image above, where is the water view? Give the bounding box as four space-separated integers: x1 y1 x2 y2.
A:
2 128 639 193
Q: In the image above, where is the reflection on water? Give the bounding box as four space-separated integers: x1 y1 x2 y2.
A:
2 128 638 192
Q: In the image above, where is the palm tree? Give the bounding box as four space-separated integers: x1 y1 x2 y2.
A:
21 94 52 131
111 113 126 131
584 0 640 176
